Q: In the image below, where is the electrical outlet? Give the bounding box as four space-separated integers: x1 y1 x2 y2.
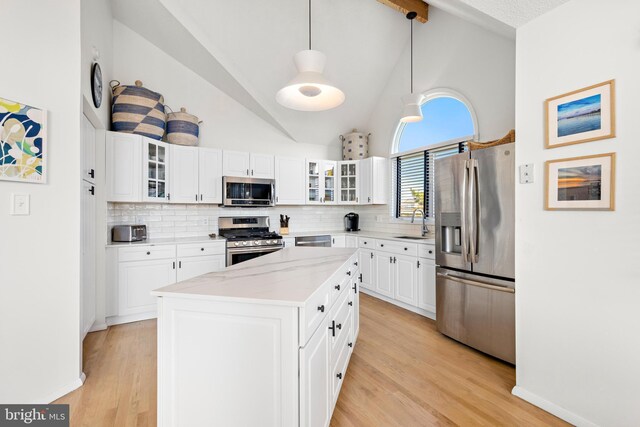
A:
519 164 534 184
376 215 384 223
202 218 209 226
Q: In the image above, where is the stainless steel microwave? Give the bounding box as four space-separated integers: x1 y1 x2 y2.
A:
222 176 275 207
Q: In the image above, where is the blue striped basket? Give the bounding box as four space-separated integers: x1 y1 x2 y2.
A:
110 80 166 140
166 107 200 146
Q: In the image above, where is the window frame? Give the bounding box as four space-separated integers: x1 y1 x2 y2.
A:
389 88 479 223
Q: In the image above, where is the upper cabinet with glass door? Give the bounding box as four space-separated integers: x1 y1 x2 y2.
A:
143 139 169 202
339 161 359 204
306 160 337 204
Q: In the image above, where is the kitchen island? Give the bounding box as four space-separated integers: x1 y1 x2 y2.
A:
152 247 360 427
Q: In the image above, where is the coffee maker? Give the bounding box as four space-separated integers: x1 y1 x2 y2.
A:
344 212 360 232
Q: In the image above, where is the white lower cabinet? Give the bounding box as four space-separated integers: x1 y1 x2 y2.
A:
358 248 375 291
417 258 437 313
107 241 225 325
118 257 176 317
300 316 330 427
331 235 346 247
394 254 418 306
177 255 225 282
374 252 394 298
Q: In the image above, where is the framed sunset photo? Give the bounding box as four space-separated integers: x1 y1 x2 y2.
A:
545 153 615 211
545 80 615 149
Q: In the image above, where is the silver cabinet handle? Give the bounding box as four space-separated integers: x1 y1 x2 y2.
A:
436 272 514 294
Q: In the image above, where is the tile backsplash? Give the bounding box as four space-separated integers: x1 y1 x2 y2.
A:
107 203 428 240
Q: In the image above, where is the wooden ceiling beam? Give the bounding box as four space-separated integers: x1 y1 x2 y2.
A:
377 0 429 23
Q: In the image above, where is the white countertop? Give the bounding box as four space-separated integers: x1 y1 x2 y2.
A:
106 235 226 247
282 229 435 245
152 247 357 306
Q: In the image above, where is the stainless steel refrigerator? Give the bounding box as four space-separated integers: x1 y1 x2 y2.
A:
434 142 515 364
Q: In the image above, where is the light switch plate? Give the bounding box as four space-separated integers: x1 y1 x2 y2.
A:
10 193 30 215
519 164 534 184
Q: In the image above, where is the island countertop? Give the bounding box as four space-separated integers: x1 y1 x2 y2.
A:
152 247 357 307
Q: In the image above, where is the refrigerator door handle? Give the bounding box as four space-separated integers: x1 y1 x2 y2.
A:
436 272 514 294
469 159 479 263
461 159 470 263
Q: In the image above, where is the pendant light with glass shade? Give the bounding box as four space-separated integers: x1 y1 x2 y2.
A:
400 11 423 123
276 0 345 111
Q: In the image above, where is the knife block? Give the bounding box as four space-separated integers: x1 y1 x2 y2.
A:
280 227 289 235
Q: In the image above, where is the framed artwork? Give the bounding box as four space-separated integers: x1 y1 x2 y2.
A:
545 153 615 211
545 80 615 149
0 97 47 183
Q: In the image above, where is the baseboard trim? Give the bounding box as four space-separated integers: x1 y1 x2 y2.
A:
106 311 156 326
512 386 597 427
35 373 86 404
89 322 108 332
360 288 435 320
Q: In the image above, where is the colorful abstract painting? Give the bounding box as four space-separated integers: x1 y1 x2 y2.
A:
0 97 47 183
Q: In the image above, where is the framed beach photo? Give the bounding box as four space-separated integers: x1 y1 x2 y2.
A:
545 80 615 149
545 153 615 211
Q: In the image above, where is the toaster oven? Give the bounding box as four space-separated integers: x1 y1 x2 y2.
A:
112 225 147 242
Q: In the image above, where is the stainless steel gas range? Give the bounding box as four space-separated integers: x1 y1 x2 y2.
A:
218 216 284 266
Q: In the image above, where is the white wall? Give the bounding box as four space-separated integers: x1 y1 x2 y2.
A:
0 0 83 403
514 1 640 425
81 0 113 129
112 21 340 160
367 6 515 156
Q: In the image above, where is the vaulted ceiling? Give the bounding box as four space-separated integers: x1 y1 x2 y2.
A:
112 0 569 146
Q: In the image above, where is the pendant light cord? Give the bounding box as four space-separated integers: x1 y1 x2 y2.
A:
410 18 413 94
309 0 312 50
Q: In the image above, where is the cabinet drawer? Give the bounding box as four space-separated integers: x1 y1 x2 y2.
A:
359 237 376 248
331 317 352 406
118 245 176 262
418 244 436 260
376 240 418 257
177 241 225 258
330 271 351 305
329 289 351 359
300 283 330 346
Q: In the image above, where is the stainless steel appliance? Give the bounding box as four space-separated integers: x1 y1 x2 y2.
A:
222 177 275 207
295 235 332 247
111 224 147 242
219 216 283 266
344 212 360 232
435 142 515 364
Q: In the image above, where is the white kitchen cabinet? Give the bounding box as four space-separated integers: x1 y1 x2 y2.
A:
106 132 142 202
345 235 358 248
394 254 418 306
118 258 176 317
82 115 96 184
223 151 274 178
222 150 250 177
282 237 295 248
350 275 360 341
250 153 275 179
198 148 223 204
177 255 226 282
142 139 170 202
275 157 305 205
306 160 337 204
299 317 330 427
358 249 375 291
169 145 199 203
417 256 437 314
81 179 96 337
360 157 388 204
374 252 394 298
332 235 346 247
338 161 359 204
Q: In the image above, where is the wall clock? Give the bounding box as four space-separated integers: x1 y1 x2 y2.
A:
91 62 103 108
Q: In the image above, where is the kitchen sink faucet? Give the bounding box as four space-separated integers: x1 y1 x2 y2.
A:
411 208 429 237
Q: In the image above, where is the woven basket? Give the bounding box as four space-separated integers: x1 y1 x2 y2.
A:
340 129 370 160
468 129 515 150
166 107 200 146
111 80 166 140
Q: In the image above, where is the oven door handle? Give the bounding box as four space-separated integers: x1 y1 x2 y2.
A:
227 246 283 254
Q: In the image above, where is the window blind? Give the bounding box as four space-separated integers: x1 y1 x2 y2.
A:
395 142 466 219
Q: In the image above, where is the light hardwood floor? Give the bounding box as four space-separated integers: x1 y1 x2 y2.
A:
56 293 567 426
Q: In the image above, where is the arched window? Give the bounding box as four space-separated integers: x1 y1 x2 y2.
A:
392 89 478 219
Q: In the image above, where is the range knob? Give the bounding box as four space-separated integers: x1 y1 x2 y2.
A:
242 241 248 246
254 240 262 245
234 242 240 247
270 240 276 245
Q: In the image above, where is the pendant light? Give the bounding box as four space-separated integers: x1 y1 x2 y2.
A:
276 0 345 111
400 11 423 123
